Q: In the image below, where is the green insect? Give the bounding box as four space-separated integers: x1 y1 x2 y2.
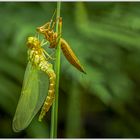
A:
12 36 56 132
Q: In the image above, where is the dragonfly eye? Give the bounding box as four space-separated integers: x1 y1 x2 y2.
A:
26 37 40 49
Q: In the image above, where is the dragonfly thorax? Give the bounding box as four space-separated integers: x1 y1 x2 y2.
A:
28 49 52 74
28 49 44 64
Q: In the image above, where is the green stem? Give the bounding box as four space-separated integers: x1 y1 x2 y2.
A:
50 2 61 138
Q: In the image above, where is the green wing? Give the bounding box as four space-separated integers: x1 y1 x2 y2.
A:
12 62 49 132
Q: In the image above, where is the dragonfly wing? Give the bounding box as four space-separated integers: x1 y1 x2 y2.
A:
12 62 49 132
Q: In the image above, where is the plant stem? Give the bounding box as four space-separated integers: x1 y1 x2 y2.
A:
50 2 61 138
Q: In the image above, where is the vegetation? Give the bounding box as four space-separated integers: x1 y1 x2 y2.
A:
51 2 61 138
0 2 140 138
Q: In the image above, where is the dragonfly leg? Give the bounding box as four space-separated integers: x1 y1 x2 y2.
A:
43 50 55 60
50 17 61 30
41 40 49 46
41 39 45 46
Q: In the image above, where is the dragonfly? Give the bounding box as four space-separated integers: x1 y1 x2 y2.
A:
12 36 56 132
36 13 86 74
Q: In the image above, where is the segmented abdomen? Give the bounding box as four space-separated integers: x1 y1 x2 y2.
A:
38 69 56 121
29 49 56 121
60 38 86 74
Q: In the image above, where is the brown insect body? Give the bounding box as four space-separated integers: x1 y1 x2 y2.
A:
60 38 86 74
36 21 57 49
36 18 86 74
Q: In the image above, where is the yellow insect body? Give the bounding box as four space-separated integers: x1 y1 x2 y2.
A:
27 37 56 121
36 17 86 74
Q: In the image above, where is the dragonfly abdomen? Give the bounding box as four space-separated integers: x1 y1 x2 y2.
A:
39 69 56 121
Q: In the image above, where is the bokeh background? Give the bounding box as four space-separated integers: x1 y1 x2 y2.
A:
0 2 140 138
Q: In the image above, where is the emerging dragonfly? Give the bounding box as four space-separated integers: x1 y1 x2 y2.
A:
36 14 86 74
12 36 56 132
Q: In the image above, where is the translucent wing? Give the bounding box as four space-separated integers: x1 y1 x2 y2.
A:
12 62 49 132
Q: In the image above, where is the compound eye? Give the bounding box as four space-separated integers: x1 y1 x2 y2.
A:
26 37 37 48
27 37 32 43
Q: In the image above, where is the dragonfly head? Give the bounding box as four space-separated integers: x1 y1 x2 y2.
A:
26 37 40 49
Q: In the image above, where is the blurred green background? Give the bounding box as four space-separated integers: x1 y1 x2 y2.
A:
0 2 140 138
